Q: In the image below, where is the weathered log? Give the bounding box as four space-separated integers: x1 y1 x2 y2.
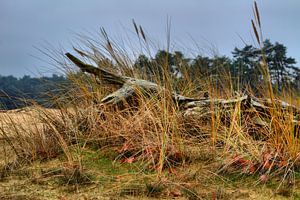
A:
66 53 197 106
65 53 300 120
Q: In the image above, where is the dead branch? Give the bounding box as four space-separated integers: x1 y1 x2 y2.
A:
65 53 300 123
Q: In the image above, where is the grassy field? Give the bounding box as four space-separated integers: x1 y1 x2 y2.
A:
1 101 300 199
1 3 300 199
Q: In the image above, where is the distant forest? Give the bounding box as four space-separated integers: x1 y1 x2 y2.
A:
0 74 68 109
133 39 300 93
1 39 299 110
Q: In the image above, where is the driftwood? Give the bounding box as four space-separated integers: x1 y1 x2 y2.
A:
66 53 195 105
66 53 300 125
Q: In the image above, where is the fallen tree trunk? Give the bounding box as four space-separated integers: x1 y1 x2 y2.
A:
65 53 300 125
66 53 196 106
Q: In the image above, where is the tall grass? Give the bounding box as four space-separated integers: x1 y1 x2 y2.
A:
217 2 300 188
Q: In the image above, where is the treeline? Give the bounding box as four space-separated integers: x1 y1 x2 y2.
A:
1 39 299 109
134 39 300 93
0 74 68 109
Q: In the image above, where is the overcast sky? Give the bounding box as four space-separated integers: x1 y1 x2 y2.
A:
0 0 299 77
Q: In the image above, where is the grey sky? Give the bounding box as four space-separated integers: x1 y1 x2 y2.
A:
0 0 299 77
